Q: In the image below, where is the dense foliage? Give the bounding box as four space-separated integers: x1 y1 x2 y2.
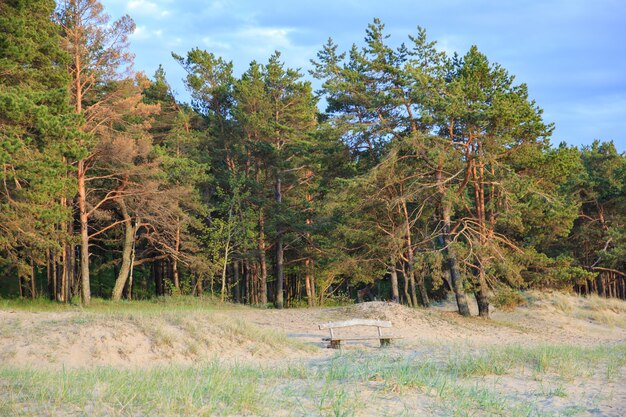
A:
1 2 624 314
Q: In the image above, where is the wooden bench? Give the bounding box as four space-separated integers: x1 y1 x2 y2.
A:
319 319 402 349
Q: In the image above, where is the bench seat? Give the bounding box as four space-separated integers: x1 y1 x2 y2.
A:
319 319 401 349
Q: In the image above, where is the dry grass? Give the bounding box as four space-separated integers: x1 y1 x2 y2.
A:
534 291 626 328
551 292 575 314
2 344 624 417
586 294 626 314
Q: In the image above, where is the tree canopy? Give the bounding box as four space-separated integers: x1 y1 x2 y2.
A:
1 4 624 311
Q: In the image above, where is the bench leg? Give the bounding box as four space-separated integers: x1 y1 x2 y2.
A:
329 340 341 349
380 338 391 347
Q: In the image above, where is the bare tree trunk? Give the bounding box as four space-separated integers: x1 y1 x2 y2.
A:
51 251 57 301
173 218 180 292
30 259 36 299
258 210 268 304
472 155 490 318
474 272 490 318
221 203 234 302
244 259 250 304
401 199 427 307
304 171 315 306
77 160 90 306
18 274 24 299
152 260 160 296
305 258 316 306
220 239 231 302
67 209 75 303
400 263 413 307
417 274 429 307
112 198 133 301
47 249 53 300
275 176 284 309
408 264 418 307
127 231 136 301
233 260 241 302
442 203 470 316
389 263 399 303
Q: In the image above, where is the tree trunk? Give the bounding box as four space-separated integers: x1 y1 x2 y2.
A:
30 259 36 299
305 258 316 306
220 239 231 302
400 263 413 307
389 263 399 303
258 210 268 304
18 274 24 299
112 198 133 301
474 271 490 318
417 276 429 307
442 203 470 316
173 218 180 292
67 209 75 303
275 176 284 309
127 232 136 301
233 260 241 302
77 160 90 306
154 260 164 296
304 171 316 307
47 250 53 300
51 251 57 301
472 155 490 318
401 199 427 307
407 263 418 307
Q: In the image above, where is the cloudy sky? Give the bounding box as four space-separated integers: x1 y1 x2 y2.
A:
102 0 626 151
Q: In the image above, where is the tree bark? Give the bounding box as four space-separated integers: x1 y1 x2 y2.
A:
305 258 316 306
77 160 90 306
442 203 470 316
112 198 133 301
233 259 241 302
258 210 268 304
173 218 180 292
30 259 36 299
220 238 231 302
47 250 53 300
154 259 164 296
400 263 413 307
474 271 490 317
275 176 284 309
401 199 428 307
389 263 399 303
304 171 316 306
472 154 490 318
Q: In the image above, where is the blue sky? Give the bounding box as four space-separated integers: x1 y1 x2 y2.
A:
102 0 626 151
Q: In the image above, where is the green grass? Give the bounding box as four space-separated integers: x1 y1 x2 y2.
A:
2 344 623 416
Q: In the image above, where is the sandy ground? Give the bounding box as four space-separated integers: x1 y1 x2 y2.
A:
2 296 624 368
1 293 625 415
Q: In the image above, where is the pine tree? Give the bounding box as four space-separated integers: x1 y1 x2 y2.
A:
0 0 81 299
56 0 135 305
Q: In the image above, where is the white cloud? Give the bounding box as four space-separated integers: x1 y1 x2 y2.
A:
131 25 163 40
128 0 157 12
201 37 231 50
435 35 467 56
127 0 171 19
236 27 293 48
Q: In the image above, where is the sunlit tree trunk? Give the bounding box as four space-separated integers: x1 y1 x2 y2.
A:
112 198 133 301
77 160 90 305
